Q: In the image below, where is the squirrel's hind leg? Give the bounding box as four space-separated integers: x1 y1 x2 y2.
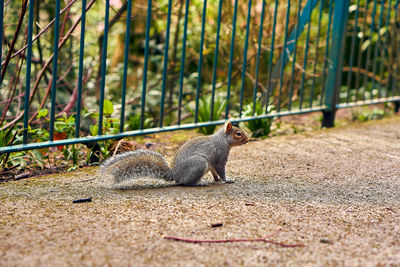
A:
173 156 208 185
210 168 222 182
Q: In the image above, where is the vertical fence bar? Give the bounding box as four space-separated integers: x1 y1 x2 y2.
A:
239 0 252 118
277 0 291 113
225 0 238 119
49 0 61 141
75 0 87 138
252 0 266 115
98 0 110 135
392 0 400 98
268 0 319 111
319 0 334 107
310 0 324 108
140 0 152 129
370 0 385 97
22 0 35 144
177 0 190 125
362 0 377 100
265 0 279 113
210 0 223 121
288 0 302 111
194 0 207 123
0 0 3 81
159 0 172 127
299 0 313 109
345 0 360 104
322 0 350 127
381 0 392 97
266 0 319 111
354 0 370 101
120 0 133 132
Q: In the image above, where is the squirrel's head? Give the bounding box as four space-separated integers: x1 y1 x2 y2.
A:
223 121 248 146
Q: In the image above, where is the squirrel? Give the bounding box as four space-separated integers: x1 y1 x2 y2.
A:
100 121 248 185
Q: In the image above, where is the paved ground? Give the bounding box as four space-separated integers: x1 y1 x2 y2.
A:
1 116 400 266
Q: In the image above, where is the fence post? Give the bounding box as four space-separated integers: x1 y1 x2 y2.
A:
395 102 400 113
322 0 350 127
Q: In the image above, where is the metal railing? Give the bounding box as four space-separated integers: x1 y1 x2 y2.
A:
0 0 399 153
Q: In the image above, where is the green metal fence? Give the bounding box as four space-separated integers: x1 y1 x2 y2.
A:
0 0 399 154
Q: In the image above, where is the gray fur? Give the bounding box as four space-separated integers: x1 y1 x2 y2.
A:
171 130 230 184
100 123 248 185
100 149 173 183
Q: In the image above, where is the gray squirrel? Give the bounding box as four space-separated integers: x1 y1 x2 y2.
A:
100 121 249 185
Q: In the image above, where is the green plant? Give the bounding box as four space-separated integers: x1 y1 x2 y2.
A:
84 100 121 162
54 112 76 138
243 102 274 138
85 100 120 136
127 113 153 131
55 113 80 170
187 96 227 135
0 127 18 148
11 150 46 170
28 110 50 142
351 107 387 122
1 128 47 171
0 127 22 169
61 144 81 170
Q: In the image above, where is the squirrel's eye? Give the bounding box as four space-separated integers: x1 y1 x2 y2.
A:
236 132 242 136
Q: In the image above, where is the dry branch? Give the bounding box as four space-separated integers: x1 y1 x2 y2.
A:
342 66 390 84
0 0 28 85
2 0 78 64
0 0 96 131
164 231 304 248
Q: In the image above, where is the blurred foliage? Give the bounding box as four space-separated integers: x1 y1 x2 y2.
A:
0 0 334 135
243 101 274 138
127 113 152 131
187 95 227 135
351 105 393 122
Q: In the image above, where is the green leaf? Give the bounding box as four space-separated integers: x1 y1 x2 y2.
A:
66 115 75 124
103 100 114 116
371 32 378 43
90 125 99 136
31 150 44 167
37 109 48 118
379 27 387 37
361 39 370 52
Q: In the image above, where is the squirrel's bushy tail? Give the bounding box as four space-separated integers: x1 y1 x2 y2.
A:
100 149 173 183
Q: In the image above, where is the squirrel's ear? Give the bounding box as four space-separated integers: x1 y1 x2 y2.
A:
224 121 232 133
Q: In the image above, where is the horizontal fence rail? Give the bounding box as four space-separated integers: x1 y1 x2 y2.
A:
0 0 399 154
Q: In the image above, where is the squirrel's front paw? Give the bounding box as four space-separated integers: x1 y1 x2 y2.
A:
224 179 234 184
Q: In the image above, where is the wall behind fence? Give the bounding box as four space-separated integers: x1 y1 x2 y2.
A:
0 0 399 153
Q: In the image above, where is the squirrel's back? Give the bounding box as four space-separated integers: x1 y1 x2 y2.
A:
100 149 173 183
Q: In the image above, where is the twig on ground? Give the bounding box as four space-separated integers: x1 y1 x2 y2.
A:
112 139 124 157
15 172 31 180
164 230 304 248
210 222 223 228
75 178 97 183
72 197 92 203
